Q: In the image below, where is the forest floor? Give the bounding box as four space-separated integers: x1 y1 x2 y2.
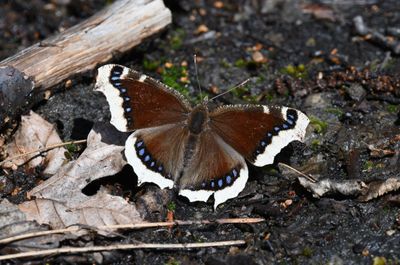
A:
1 0 400 264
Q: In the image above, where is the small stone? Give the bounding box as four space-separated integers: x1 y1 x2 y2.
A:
164 62 173 68
214 1 224 8
195 24 209 34
345 83 367 102
252 51 267 63
386 229 396 236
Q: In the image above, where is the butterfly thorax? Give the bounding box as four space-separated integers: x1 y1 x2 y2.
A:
187 104 209 135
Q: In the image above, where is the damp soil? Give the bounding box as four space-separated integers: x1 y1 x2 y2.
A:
1 0 400 264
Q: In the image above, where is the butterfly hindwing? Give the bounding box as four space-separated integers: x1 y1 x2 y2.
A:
209 105 309 166
178 130 249 209
125 123 190 189
96 64 191 132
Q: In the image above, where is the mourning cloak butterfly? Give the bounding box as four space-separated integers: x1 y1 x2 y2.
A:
95 64 309 209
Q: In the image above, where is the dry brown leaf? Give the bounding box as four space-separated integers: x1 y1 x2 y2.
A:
18 123 142 234
298 177 368 198
298 175 400 202
3 111 66 175
358 177 400 202
0 199 62 251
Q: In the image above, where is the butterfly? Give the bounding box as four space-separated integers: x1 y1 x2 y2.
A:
95 64 309 209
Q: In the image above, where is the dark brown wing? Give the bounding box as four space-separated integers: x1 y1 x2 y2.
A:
209 105 309 167
125 123 190 189
178 130 248 209
95 64 191 132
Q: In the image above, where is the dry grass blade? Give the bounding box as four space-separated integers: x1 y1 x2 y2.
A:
0 240 246 261
0 218 264 245
0 139 87 166
279 162 317 183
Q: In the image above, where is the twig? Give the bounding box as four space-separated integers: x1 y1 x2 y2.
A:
0 218 264 245
279 162 317 183
0 240 246 261
0 139 87 166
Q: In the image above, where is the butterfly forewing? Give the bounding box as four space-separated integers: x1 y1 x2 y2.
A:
96 64 191 132
209 105 309 166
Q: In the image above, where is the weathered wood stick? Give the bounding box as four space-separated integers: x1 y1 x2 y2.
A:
0 0 172 90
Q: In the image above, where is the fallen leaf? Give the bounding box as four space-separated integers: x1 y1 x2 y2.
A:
19 123 143 234
0 199 62 252
3 111 66 175
298 177 367 198
357 177 400 202
302 4 336 22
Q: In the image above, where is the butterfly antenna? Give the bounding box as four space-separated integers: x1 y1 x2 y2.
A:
208 78 251 102
193 54 203 98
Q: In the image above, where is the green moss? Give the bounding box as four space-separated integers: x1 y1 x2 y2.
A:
234 58 247 68
167 201 176 212
242 94 259 103
280 63 308 79
363 160 374 172
387 104 398 113
301 246 313 257
231 84 248 98
65 143 78 153
143 58 161 71
264 93 274 101
372 256 387 265
325 107 344 117
169 28 186 50
64 143 80 161
309 116 328 134
311 139 321 150
194 91 209 104
220 59 231 68
256 75 266 84
160 64 190 97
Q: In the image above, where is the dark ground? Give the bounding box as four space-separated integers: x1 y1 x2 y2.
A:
1 0 400 264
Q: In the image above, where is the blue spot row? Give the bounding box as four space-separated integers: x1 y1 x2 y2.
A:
199 167 239 191
135 139 165 174
253 109 299 157
109 66 133 127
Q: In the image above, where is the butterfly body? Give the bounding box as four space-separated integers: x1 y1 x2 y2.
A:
95 64 309 209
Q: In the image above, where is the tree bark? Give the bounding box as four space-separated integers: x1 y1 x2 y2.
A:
0 0 172 91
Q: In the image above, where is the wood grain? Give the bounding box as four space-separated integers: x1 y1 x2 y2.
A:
0 0 172 90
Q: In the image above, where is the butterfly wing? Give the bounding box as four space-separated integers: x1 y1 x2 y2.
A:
178 130 248 209
209 105 309 167
95 64 191 132
125 123 190 189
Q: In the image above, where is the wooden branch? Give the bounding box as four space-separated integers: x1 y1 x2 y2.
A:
0 0 171 91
